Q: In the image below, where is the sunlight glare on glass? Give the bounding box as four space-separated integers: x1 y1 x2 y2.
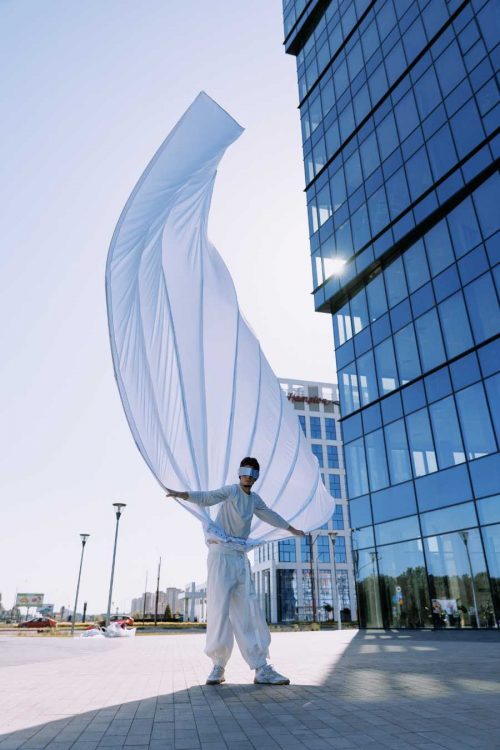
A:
324 257 347 278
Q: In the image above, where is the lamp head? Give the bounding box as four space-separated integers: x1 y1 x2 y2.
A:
113 502 127 518
80 534 90 545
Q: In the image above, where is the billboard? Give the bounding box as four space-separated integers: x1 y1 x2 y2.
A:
16 593 44 607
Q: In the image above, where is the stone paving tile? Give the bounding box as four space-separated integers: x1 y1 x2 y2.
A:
1 631 500 749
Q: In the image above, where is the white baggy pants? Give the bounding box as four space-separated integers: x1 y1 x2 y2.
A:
205 543 270 669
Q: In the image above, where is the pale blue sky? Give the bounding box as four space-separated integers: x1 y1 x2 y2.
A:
0 1 335 614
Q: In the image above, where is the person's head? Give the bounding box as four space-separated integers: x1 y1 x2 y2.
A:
238 457 260 492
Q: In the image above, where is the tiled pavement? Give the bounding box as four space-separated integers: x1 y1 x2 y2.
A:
1 630 499 750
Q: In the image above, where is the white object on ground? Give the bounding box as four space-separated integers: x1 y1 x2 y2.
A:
106 91 334 546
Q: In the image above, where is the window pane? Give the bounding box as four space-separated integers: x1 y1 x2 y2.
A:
404 241 430 293
476 496 500 526
425 529 493 628
366 272 387 322
277 569 298 621
345 438 369 498
485 374 500 446
374 338 398 395
357 350 379 406
438 292 474 359
464 273 500 344
375 515 420 546
350 289 369 333
481 524 500 626
406 408 437 476
455 383 497 460
428 396 466 469
365 429 389 492
311 443 324 468
349 495 372 527
424 218 455 276
356 548 383 627
371 481 417 523
420 502 476 537
394 324 421 384
415 308 446 372
384 419 412 484
378 539 432 628
340 363 360 414
385 257 408 308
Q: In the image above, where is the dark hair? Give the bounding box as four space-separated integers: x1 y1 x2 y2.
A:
240 456 260 471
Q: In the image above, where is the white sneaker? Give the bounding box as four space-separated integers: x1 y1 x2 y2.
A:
254 663 290 685
206 665 225 685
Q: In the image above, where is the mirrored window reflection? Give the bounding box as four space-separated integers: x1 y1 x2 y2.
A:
415 308 446 371
375 515 420 546
344 438 369 498
374 338 398 395
352 525 375 550
340 363 360 414
385 257 408 308
394 324 421 385
406 408 437 476
384 419 412 484
357 350 378 405
464 272 500 345
365 428 389 492
455 383 497 460
481 524 500 627
378 539 432 628
476 496 500 526
420 502 477 538
438 292 474 359
355 548 383 627
428 396 466 469
424 529 494 628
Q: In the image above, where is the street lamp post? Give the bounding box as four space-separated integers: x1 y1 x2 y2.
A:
307 533 317 623
328 532 342 630
71 534 90 637
106 503 126 626
459 531 481 629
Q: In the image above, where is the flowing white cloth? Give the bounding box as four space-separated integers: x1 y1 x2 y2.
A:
105 91 335 546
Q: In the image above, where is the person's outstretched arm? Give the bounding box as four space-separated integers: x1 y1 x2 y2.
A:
253 495 305 536
165 486 231 507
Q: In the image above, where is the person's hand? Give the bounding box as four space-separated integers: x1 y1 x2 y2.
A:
165 488 189 500
288 525 305 537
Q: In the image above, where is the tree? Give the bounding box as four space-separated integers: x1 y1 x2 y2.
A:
164 604 172 622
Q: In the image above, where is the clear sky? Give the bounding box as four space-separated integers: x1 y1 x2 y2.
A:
0 0 336 615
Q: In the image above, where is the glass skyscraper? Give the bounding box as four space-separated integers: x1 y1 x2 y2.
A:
283 0 499 628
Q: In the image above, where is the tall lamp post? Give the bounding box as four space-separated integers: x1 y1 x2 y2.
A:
328 532 342 630
106 503 126 626
459 531 481 629
71 534 90 636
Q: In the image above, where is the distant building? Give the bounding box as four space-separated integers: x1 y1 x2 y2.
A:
252 379 356 623
130 589 180 618
179 582 207 622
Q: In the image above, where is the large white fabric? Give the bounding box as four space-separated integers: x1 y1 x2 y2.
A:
205 544 270 668
106 91 334 546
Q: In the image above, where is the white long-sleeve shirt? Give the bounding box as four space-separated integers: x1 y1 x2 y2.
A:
187 484 290 540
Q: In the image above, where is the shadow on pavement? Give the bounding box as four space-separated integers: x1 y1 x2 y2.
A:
1 630 499 749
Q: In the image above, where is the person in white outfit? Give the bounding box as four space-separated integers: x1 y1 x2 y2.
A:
166 456 305 685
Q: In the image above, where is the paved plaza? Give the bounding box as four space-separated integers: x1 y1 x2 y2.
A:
1 630 499 750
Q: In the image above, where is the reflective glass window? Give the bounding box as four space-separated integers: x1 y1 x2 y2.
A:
374 338 398 395
334 301 353 346
481 524 500 626
362 402 382 434
420 502 477 537
340 363 360 414
378 539 432 628
427 123 458 180
464 273 500 344
425 529 493 628
385 257 408 308
429 396 466 469
415 308 445 372
277 569 298 621
404 241 430 293
368 186 390 234
394 324 421 385
424 218 455 276
366 272 387 322
472 173 500 240
416 463 472 512
477 496 500 526
424 368 452 404
438 292 474 359
381 392 403 424
395 90 419 141
406 146 432 200
316 535 331 563
478 338 500 378
406 408 437 477
349 495 372 527
350 289 369 333
459 245 489 286
447 197 481 258
329 474 342 498
484 373 500 446
298 415 306 435
402 380 426 414
375 515 420 546
352 525 374 550
365 428 389 492
332 504 344 529
433 265 461 304
455 383 497 460
344 438 369 498
357 350 378 406
301 536 311 563
450 352 481 391
356 548 383 627
371 481 417 523
384 419 412 484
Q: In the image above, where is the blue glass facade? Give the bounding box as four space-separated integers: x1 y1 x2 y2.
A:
284 0 500 627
